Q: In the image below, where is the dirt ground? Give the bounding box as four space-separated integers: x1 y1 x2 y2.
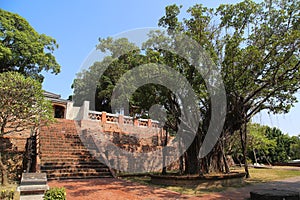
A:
48 175 300 200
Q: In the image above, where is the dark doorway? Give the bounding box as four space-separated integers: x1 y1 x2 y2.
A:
54 105 65 118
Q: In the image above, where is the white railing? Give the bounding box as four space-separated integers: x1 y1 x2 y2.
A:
88 110 102 120
106 113 118 123
88 110 161 128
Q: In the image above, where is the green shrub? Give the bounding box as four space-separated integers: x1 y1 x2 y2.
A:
0 189 14 200
44 187 66 200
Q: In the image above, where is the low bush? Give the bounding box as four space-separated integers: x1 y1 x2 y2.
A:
44 187 66 200
0 189 14 200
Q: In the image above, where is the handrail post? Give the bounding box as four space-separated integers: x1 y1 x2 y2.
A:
101 112 107 123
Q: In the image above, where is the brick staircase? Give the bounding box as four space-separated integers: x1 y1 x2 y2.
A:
39 119 113 180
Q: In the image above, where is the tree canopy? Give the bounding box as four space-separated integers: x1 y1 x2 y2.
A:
0 71 53 136
0 9 61 81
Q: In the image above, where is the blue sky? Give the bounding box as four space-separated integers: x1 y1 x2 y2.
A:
1 0 299 136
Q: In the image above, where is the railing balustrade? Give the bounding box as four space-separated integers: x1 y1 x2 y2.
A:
88 111 161 128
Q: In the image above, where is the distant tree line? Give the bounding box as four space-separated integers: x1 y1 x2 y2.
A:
229 123 300 165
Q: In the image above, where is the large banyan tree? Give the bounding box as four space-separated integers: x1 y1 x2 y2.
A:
72 0 300 177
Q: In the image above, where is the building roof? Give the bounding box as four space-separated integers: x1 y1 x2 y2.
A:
43 91 69 104
44 91 61 99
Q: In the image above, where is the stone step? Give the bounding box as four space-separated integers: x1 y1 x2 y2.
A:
18 185 49 193
20 194 44 200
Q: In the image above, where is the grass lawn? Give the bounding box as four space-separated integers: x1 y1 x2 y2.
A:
123 166 300 196
234 166 300 184
0 184 20 200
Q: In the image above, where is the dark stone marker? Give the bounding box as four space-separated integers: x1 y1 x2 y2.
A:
250 189 300 200
21 173 47 185
18 173 49 197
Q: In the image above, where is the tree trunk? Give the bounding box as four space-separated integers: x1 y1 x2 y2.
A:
203 139 227 174
208 146 224 173
162 128 168 175
222 138 230 173
223 152 230 173
240 124 250 178
262 151 272 166
179 155 184 175
184 136 200 174
253 149 258 164
0 153 8 186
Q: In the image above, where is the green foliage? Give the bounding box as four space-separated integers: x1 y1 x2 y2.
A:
0 9 61 81
290 135 300 160
0 71 54 136
230 123 298 164
44 187 66 200
248 124 276 162
265 127 294 162
0 189 14 200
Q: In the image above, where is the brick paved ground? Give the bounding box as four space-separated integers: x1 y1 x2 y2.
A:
48 175 300 200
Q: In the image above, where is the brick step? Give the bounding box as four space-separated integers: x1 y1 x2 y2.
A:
40 145 89 150
40 140 88 144
40 143 91 147
39 140 84 144
39 141 82 144
41 163 106 170
39 119 113 180
40 158 104 164
40 136 80 141
42 167 110 174
40 149 98 154
41 151 99 158
46 172 112 180
39 149 96 153
47 175 112 180
41 158 105 164
41 157 97 162
39 131 79 135
41 163 107 170
40 134 87 139
40 154 96 159
40 148 92 152
40 153 95 157
41 155 99 159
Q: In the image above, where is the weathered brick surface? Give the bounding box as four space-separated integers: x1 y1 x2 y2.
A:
0 129 30 152
39 118 177 178
79 120 179 172
0 130 30 183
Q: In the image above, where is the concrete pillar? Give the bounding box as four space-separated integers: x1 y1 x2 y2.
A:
82 101 90 120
